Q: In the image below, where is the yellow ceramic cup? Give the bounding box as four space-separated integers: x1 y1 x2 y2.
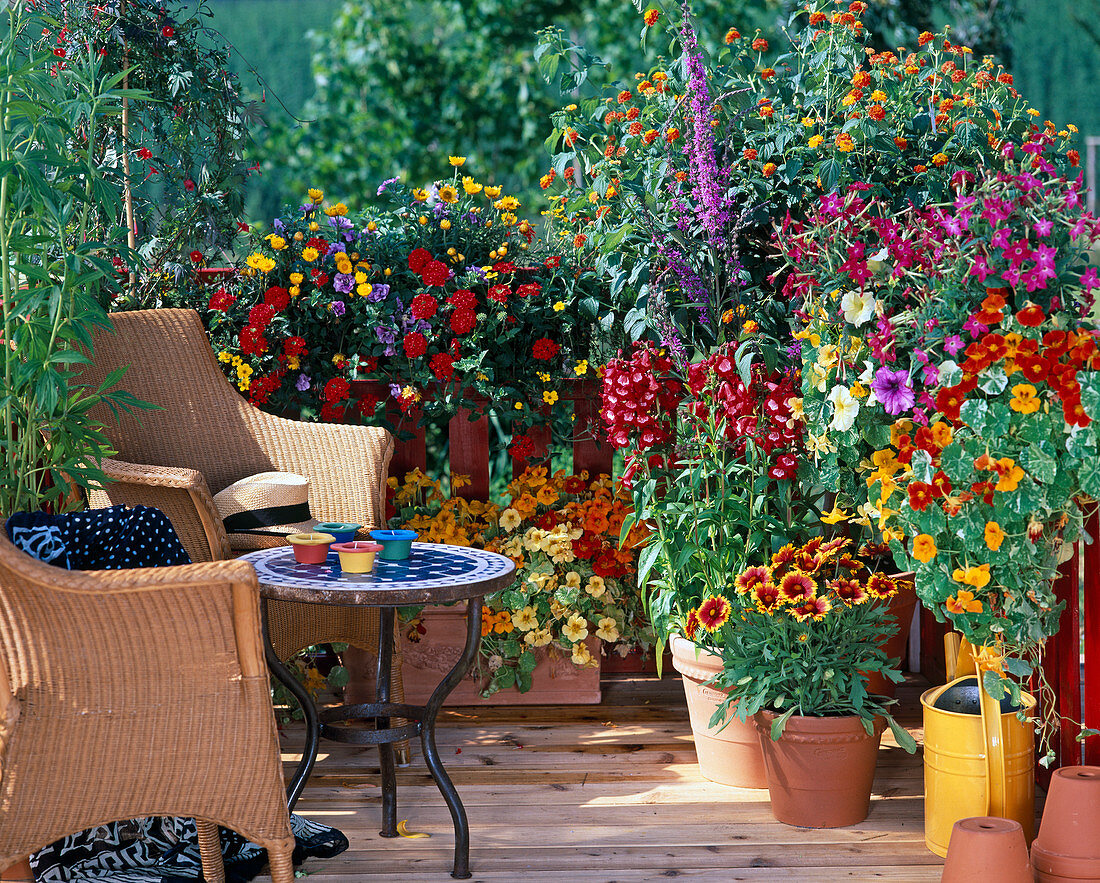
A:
332 541 382 574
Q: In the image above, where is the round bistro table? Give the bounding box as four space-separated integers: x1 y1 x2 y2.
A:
239 542 516 879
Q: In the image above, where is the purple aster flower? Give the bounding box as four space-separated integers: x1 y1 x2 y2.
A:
871 366 916 415
272 218 285 232
367 283 390 303
295 373 311 392
333 273 354 294
377 177 399 195
944 334 965 356
331 300 346 317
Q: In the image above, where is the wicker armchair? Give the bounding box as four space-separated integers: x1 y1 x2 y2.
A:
76 308 407 715
0 533 295 881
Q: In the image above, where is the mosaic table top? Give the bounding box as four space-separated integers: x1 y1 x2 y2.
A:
239 542 516 606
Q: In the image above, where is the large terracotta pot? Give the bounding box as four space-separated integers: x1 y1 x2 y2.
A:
941 817 1032 883
1030 765 1100 881
669 635 767 789
754 710 885 827
863 572 918 699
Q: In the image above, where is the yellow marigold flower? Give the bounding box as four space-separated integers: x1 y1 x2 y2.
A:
484 185 502 199
301 247 319 262
412 188 429 201
308 221 319 231
356 283 372 297
912 534 937 563
418 216 428 225
289 272 303 285
307 187 323 202
324 202 348 217
809 134 824 148
289 286 300 296
439 184 459 204
449 155 466 167
267 235 286 250
461 177 483 195
494 196 520 211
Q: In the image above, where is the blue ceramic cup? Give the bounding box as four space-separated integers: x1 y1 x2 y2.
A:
370 529 418 560
313 522 362 544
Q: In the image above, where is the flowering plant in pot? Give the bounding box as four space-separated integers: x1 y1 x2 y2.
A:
701 537 917 826
390 466 651 698
202 174 621 465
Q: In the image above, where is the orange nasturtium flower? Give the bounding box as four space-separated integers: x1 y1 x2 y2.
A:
994 457 1025 492
946 590 984 615
984 521 1006 551
952 564 991 589
912 534 937 563
1009 383 1041 414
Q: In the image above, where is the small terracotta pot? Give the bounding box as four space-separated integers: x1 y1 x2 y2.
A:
754 711 885 828
286 531 335 564
941 817 1032 883
1031 765 1100 882
332 541 382 573
863 572 918 699
669 635 767 789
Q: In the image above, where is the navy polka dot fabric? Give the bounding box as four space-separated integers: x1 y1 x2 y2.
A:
5 505 191 570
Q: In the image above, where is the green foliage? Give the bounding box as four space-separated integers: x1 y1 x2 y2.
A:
0 1 149 514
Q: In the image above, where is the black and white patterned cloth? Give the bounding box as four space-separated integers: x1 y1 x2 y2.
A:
4 506 349 882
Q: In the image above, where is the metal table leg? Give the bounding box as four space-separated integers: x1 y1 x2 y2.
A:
421 596 483 879
376 606 398 838
261 598 320 811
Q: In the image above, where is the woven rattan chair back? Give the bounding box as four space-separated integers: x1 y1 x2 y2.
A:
76 309 406 719
0 534 295 882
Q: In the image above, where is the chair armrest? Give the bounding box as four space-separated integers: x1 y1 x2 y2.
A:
248 412 394 528
88 458 231 562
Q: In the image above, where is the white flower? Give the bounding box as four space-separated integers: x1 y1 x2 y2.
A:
596 617 620 642
841 289 876 326
827 385 860 432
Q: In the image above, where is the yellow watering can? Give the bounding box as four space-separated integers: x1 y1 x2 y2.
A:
920 634 1036 857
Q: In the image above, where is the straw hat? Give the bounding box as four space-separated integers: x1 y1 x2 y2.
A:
213 472 319 535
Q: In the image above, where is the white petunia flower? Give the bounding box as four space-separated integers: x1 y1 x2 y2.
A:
841 289 876 326
827 385 860 432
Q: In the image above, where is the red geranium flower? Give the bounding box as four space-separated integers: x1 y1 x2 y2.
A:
516 282 541 298
248 303 275 329
238 326 267 356
323 377 350 403
189 250 204 264
429 352 454 381
696 595 732 632
487 284 511 304
532 338 560 361
421 260 449 287
283 336 307 358
408 248 433 273
450 309 477 335
448 289 477 310
410 293 439 320
263 287 289 311
403 332 428 358
207 288 235 312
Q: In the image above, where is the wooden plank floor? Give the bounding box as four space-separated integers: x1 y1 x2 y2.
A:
280 675 943 882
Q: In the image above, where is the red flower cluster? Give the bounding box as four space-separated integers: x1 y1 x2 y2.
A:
600 343 682 451
283 336 307 359
411 293 438 320
207 288 235 312
263 286 289 311
403 332 428 358
429 352 454 381
531 338 560 361
247 371 283 406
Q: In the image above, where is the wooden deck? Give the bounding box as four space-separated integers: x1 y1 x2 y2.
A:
281 675 943 882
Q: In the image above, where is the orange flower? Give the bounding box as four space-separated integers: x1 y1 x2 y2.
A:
994 457 1025 492
946 589 983 614
724 27 741 43
835 132 856 152
762 162 777 177
930 421 953 448
952 564 991 589
912 534 937 563
984 521 1006 551
1009 383 1040 414
643 8 659 26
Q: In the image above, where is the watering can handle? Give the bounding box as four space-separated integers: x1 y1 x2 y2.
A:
944 633 962 681
977 664 1009 817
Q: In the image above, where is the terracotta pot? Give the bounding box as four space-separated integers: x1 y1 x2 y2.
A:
398 602 602 705
669 635 767 789
1031 765 1100 882
941 817 1032 883
754 710 885 827
863 572 918 699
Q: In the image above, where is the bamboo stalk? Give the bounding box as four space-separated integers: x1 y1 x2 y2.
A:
120 0 136 289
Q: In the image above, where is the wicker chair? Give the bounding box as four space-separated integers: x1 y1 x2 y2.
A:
76 308 407 733
0 533 295 882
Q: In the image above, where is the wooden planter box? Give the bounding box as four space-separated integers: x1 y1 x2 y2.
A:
399 602 602 705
